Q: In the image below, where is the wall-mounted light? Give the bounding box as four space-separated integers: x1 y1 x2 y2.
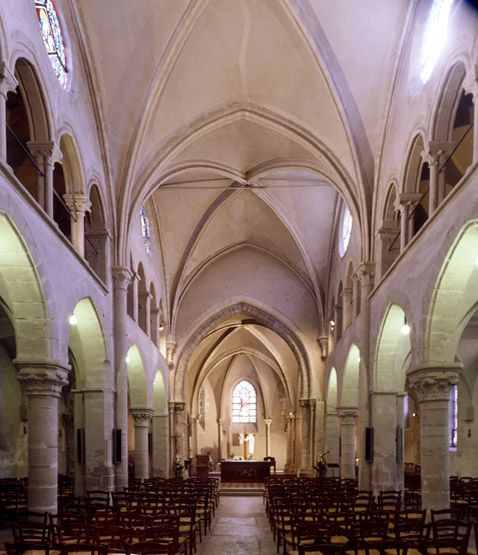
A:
125 356 130 364
159 324 164 331
401 323 411 335
68 314 78 326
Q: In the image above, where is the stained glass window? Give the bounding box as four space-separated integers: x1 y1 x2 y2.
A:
140 206 151 253
232 380 257 423
35 0 68 88
339 205 352 257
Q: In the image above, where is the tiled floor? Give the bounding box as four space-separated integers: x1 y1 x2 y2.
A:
197 496 276 555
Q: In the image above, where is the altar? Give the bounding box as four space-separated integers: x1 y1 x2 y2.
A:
220 460 271 482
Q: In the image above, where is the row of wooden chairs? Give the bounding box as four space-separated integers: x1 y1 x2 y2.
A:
271 506 474 555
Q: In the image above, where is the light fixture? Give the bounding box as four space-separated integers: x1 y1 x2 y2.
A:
125 356 130 364
401 323 411 335
68 314 78 326
412 412 416 417
159 324 164 331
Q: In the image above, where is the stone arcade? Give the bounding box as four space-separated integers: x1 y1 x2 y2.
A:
0 0 477 517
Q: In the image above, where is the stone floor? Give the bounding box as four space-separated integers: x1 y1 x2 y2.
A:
197 495 276 555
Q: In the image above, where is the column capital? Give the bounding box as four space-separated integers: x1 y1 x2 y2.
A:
396 191 421 207
169 401 185 413
355 261 375 285
15 361 70 397
112 266 133 290
299 398 315 410
318 336 328 361
463 65 478 96
131 408 153 425
422 141 454 166
166 339 176 370
0 62 18 97
62 193 92 216
27 141 62 165
407 363 461 402
264 418 273 426
337 406 358 418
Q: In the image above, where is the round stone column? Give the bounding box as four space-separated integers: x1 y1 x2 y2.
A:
132 409 152 480
338 408 357 480
407 364 461 511
17 362 69 513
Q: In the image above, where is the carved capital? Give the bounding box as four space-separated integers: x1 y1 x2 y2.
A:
264 418 273 426
407 363 461 403
27 141 62 165
318 336 328 361
62 194 92 216
0 62 18 97
112 266 133 290
299 398 315 410
463 65 478 96
422 141 454 166
166 340 176 370
337 406 358 419
169 401 185 413
132 409 153 426
396 193 422 216
355 261 375 288
16 361 69 397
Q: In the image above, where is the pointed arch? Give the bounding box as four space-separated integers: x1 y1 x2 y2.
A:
174 301 311 402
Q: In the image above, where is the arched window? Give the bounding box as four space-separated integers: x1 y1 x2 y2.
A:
140 206 151 253
232 380 257 423
34 0 68 88
338 205 352 257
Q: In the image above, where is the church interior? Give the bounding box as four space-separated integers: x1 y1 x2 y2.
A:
1 0 478 544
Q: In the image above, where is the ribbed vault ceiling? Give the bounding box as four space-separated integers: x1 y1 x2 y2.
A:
75 0 410 401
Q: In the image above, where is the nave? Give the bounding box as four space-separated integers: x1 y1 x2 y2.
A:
196 496 275 555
